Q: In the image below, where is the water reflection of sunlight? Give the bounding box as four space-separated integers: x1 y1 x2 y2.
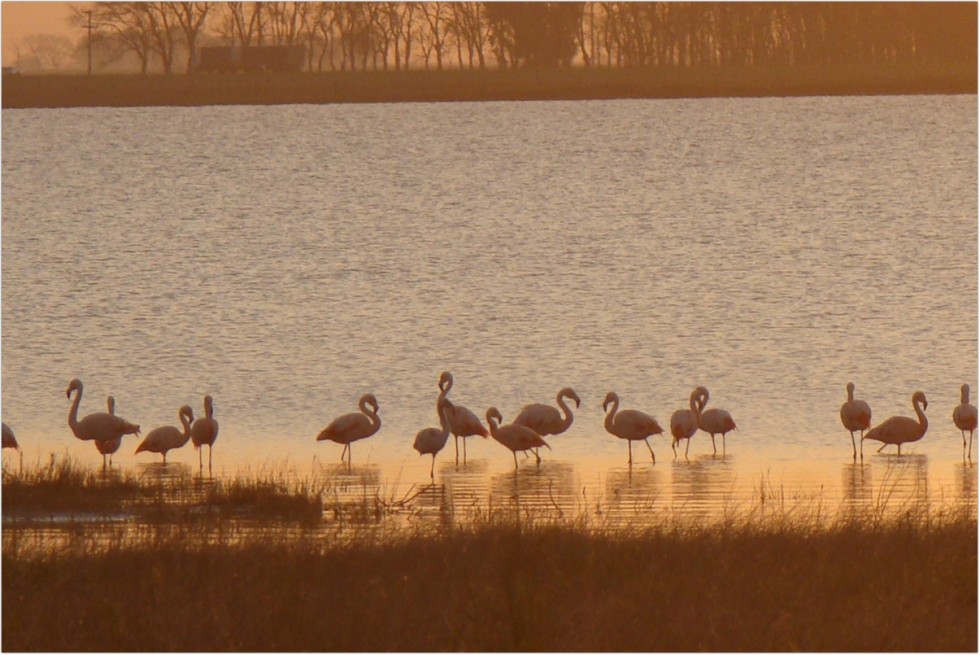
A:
668 454 738 517
600 465 666 529
488 460 580 521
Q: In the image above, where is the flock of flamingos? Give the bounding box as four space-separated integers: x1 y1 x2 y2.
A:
1 374 977 478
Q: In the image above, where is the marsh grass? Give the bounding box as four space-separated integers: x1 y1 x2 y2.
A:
2 455 977 650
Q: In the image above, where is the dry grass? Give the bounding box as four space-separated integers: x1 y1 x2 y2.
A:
3 63 976 109
2 455 976 651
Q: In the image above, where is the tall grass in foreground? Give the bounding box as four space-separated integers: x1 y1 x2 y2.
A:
3 455 977 650
3 514 976 651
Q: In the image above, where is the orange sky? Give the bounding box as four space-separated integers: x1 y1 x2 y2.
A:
2 1 80 65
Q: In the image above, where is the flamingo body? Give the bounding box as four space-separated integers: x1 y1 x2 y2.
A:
603 392 663 464
698 388 737 455
513 387 581 437
670 386 708 459
96 396 122 466
863 391 928 455
317 393 381 464
486 407 550 468
438 372 488 462
66 379 140 444
2 423 18 450
413 397 455 479
135 405 195 463
953 384 977 458
840 382 872 459
191 394 219 470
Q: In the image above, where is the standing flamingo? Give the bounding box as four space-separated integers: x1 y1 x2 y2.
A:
437 372 488 463
698 388 737 455
66 378 140 444
485 407 551 469
953 384 976 459
513 387 581 456
316 393 381 465
95 396 123 467
602 392 663 464
840 382 872 459
670 386 708 459
135 405 195 464
862 391 928 455
191 394 219 471
413 397 456 479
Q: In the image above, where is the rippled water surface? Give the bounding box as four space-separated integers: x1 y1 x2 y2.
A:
2 95 977 523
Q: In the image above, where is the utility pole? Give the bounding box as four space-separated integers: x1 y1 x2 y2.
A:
83 9 94 75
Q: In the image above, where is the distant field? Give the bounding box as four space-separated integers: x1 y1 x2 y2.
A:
3 64 976 109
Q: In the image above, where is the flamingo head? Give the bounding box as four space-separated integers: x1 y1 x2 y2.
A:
438 371 453 393
693 386 709 408
560 387 581 409
486 407 502 426
602 391 618 412
204 394 214 415
180 405 195 425
360 393 379 414
913 391 927 411
66 378 83 398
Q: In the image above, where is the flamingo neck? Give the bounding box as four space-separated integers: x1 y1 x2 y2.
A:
556 395 574 432
438 405 452 437
962 387 970 405
847 386 855 401
690 394 703 423
67 387 83 437
914 399 928 433
604 398 619 432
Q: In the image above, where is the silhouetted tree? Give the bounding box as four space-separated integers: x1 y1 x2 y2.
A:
484 2 583 67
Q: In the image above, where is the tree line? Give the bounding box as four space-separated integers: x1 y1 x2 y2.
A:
64 2 975 75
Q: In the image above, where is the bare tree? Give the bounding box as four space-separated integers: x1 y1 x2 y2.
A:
18 34 78 72
72 3 154 74
172 2 212 72
419 2 450 70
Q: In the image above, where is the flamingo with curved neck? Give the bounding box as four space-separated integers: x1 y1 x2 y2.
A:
135 405 195 464
413 396 456 479
485 407 550 469
670 386 708 459
317 393 381 465
437 372 488 463
513 387 581 437
66 378 140 444
863 391 928 456
603 392 663 464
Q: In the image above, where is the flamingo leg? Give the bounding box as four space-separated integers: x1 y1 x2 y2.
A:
671 440 677 459
684 438 691 459
628 440 632 464
898 443 902 456
163 452 167 465
430 454 435 479
711 434 717 455
850 432 857 459
513 450 518 470
533 449 541 465
877 442 888 453
643 438 655 463
970 431 974 460
199 447 203 469
209 445 213 472
463 437 467 463
454 435 459 462
722 434 727 454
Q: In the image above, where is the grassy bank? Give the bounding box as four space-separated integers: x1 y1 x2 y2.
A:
3 517 976 651
3 63 976 109
3 457 977 651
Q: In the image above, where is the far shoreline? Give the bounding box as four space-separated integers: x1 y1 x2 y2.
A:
2 64 976 109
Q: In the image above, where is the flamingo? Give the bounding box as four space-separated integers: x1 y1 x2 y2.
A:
840 382 872 459
437 372 488 463
485 407 551 469
413 396 456 479
698 388 737 455
191 394 219 471
513 387 581 457
670 386 708 459
862 391 928 455
135 405 195 464
2 422 19 451
602 391 663 464
953 384 977 459
66 378 140 444
316 393 381 465
95 396 123 467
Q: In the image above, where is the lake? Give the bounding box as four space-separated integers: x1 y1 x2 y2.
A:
2 95 977 525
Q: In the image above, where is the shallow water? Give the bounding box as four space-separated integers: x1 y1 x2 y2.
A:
2 95 977 525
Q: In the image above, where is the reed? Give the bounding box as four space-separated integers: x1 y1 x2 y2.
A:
2 454 976 651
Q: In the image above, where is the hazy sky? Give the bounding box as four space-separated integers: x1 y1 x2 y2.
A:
2 1 78 65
